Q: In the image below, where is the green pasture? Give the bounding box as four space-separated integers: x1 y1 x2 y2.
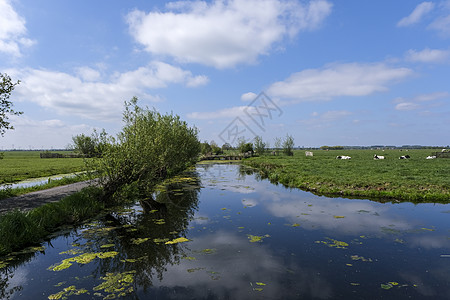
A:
0 151 87 184
243 149 450 202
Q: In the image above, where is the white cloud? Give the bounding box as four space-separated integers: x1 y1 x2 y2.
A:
126 0 332 68
414 91 449 101
75 67 102 82
0 0 35 57
9 62 208 122
393 91 449 111
267 63 413 102
240 92 257 101
397 2 435 27
2 115 93 149
187 106 247 120
406 48 450 63
429 14 450 36
395 102 420 111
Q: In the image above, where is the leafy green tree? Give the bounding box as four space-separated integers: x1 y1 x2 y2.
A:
72 129 109 157
282 134 294 156
200 142 213 155
0 73 23 136
94 97 200 202
237 137 253 154
210 141 223 155
221 143 232 151
253 136 266 156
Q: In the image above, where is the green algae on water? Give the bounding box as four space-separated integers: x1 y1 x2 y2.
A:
48 251 119 271
165 237 189 244
93 271 136 299
48 285 88 299
247 234 270 243
315 238 349 249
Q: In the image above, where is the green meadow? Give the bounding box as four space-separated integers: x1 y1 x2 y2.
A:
0 151 87 184
243 149 450 202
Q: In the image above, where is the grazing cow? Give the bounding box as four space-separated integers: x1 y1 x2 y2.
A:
374 154 385 160
442 149 447 152
426 155 436 159
399 155 410 159
336 155 351 160
305 151 313 157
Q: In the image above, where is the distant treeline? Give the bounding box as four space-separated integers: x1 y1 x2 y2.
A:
40 152 84 158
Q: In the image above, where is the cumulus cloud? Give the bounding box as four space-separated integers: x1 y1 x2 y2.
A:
267 63 413 102
406 48 450 63
397 2 435 27
395 102 420 111
240 92 257 101
187 106 247 120
429 14 450 36
126 0 332 68
0 0 35 57
394 91 449 111
2 115 93 149
75 67 102 81
9 62 208 122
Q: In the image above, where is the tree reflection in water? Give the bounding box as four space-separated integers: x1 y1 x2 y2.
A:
0 170 201 299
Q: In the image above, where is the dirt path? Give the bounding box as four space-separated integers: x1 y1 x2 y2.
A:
0 180 98 215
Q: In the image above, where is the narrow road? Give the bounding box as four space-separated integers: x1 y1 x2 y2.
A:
0 180 97 215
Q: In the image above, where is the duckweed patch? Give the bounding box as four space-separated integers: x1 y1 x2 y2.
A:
201 248 216 254
93 271 136 299
48 285 88 299
247 234 270 243
165 237 189 244
315 238 349 249
48 251 119 271
131 238 150 245
351 255 373 262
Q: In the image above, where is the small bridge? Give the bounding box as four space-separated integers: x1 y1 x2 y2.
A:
200 154 252 161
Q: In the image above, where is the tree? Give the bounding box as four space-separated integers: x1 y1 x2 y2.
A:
282 134 294 156
237 137 253 154
0 73 23 136
210 140 223 155
253 136 266 156
72 129 109 157
200 142 213 155
94 97 200 202
222 143 232 151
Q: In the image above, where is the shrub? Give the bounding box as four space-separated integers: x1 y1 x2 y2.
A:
93 97 200 202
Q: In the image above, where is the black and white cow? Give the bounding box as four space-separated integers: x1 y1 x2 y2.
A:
336 155 351 160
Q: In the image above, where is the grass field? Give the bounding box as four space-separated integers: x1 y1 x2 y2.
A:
0 151 87 184
243 149 450 203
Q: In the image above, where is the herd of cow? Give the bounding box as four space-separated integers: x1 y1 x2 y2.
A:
303 150 444 160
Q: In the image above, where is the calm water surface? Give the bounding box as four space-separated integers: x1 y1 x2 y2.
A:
1 164 449 299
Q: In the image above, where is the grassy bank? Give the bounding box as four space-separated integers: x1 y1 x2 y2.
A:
0 173 92 201
0 151 87 184
243 149 450 203
0 186 104 256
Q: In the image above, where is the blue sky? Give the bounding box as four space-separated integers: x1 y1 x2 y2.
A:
1 0 449 149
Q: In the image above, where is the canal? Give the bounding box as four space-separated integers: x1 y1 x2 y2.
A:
1 164 449 299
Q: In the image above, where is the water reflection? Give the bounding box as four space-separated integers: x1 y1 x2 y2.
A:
1 164 449 299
